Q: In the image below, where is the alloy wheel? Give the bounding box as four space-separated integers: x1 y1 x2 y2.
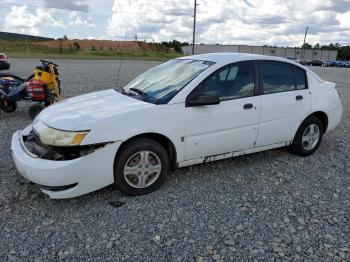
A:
123 151 162 189
301 124 320 151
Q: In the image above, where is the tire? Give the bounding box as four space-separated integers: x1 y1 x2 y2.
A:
114 138 169 196
289 116 323 156
28 103 44 119
0 99 17 113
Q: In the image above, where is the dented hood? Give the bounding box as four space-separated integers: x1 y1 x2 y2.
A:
36 89 152 131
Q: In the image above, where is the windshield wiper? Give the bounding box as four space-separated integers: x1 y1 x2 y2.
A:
128 88 159 104
129 88 148 97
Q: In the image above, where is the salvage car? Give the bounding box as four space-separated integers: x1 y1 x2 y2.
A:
0 53 10 70
11 53 343 199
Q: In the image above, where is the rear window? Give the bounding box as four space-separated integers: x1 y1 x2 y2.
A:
0 54 7 60
295 66 307 90
260 61 295 94
260 61 308 94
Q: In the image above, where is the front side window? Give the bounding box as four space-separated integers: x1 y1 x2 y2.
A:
195 62 255 101
260 61 295 94
122 59 215 104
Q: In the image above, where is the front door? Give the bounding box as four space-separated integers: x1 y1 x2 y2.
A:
185 61 261 161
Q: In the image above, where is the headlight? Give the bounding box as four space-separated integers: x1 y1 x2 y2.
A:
33 120 88 147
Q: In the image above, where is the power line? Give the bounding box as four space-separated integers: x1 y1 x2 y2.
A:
0 1 194 13
0 3 194 17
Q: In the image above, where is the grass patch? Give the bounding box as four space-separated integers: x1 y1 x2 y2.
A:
0 42 183 61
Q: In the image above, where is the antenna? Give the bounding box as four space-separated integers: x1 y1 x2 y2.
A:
116 29 129 87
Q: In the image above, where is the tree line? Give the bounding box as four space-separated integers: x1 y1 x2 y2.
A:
58 35 350 61
302 43 350 60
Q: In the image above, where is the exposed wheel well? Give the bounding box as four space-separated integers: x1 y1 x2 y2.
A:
116 133 177 170
309 111 328 133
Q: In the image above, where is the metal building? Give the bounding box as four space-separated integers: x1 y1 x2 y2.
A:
182 44 338 61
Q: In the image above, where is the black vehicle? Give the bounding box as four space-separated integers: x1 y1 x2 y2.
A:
297 60 310 66
0 53 10 70
309 60 323 66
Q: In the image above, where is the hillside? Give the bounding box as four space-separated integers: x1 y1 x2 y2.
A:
0 31 54 41
0 38 181 61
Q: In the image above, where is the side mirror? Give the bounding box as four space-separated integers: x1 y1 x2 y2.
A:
186 94 220 107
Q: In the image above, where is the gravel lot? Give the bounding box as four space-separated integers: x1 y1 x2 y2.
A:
1 59 349 261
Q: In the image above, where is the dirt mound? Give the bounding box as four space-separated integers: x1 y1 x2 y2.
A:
42 39 140 51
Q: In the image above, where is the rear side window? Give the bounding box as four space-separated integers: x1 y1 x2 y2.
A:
260 61 295 94
295 66 307 90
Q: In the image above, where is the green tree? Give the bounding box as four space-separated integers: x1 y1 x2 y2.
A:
302 43 312 49
73 42 80 51
338 46 350 60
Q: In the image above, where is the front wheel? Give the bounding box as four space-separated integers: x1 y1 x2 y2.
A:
114 138 169 196
28 103 45 119
289 116 323 156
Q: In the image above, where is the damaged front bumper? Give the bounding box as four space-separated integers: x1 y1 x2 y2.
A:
11 125 122 199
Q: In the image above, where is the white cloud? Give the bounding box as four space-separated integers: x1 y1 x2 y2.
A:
69 11 95 28
107 0 193 41
106 0 350 46
43 0 90 12
1 0 349 46
3 6 65 35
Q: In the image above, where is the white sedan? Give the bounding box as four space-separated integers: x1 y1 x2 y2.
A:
11 53 343 199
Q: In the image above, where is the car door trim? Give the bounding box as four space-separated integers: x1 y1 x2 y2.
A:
177 140 292 167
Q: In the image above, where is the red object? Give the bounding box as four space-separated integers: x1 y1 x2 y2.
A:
25 80 48 101
0 54 7 60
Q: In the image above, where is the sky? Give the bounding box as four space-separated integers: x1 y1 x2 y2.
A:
0 0 349 47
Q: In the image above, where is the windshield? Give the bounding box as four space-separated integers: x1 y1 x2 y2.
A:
122 59 215 104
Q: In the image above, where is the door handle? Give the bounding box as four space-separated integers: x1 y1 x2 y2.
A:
296 95 303 101
243 103 253 109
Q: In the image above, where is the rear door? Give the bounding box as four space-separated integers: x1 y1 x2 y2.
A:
255 61 312 147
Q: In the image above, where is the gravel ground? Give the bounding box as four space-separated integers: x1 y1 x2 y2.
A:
0 59 349 261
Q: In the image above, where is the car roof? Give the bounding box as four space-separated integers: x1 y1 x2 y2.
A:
179 52 323 82
180 52 294 64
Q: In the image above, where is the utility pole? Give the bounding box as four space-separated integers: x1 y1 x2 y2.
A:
192 0 198 55
301 26 309 59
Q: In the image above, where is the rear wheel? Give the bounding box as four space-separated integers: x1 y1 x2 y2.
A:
0 99 17 113
114 138 169 196
28 103 44 119
290 116 323 156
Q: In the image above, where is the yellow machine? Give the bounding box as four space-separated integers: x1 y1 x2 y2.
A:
33 60 61 99
0 60 62 119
